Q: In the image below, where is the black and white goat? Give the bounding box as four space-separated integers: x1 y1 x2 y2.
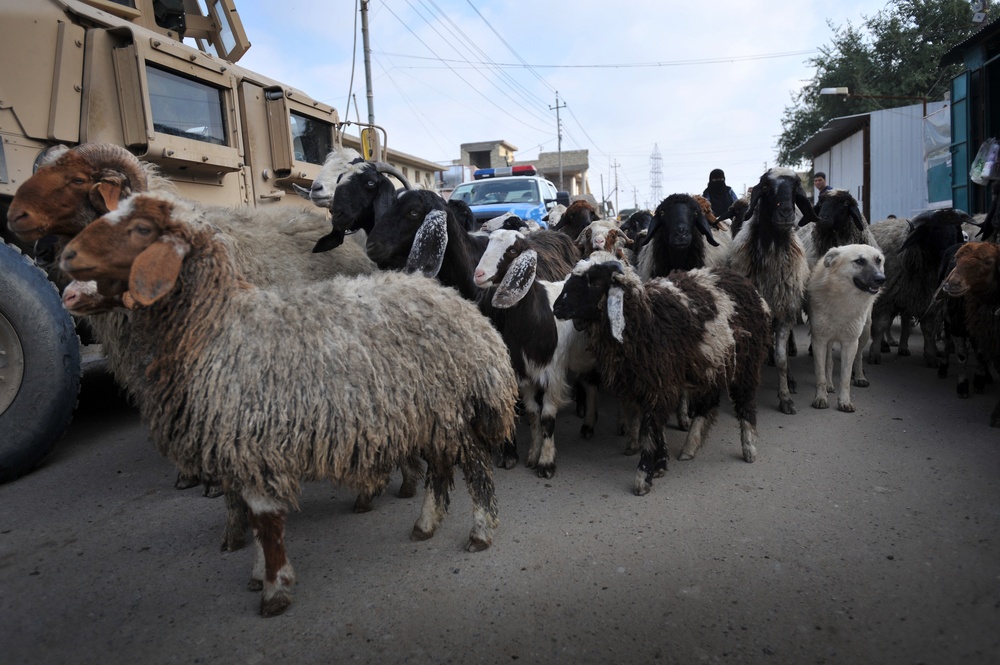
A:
308 150 413 253
374 190 581 469
553 259 771 495
470 230 599 478
728 167 820 415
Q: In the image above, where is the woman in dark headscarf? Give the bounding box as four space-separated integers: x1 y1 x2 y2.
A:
703 168 738 218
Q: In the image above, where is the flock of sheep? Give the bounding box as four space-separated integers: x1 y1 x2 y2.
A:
5 143 998 617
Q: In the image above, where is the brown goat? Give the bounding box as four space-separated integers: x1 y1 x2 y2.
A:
552 199 600 239
942 241 1000 427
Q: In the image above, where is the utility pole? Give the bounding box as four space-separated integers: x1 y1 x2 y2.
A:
549 91 566 190
359 1 382 160
610 159 621 217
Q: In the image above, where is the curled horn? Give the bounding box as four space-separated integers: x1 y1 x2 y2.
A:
72 143 148 193
374 162 413 190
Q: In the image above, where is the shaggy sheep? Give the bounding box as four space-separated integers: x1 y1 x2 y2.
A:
552 258 771 496
941 241 1000 426
552 199 600 239
58 191 519 616
636 193 732 282
798 189 880 268
575 219 633 262
543 203 568 227
807 244 886 412
728 167 820 414
717 194 751 239
6 142 410 520
868 209 972 367
927 243 992 398
473 229 599 477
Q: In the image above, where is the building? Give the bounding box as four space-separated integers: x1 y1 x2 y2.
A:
796 101 949 222
941 15 1000 215
342 135 444 191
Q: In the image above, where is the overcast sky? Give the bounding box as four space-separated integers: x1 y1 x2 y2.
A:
234 0 901 209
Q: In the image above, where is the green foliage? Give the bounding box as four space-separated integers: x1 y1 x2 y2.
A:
776 0 975 167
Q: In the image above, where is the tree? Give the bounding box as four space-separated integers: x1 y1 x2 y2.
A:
776 0 975 167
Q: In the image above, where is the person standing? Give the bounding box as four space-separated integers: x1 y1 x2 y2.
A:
813 171 833 200
703 168 738 218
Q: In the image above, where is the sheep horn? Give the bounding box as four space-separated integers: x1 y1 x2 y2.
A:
72 143 148 193
374 162 413 190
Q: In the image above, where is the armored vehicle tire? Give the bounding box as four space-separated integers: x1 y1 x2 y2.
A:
0 239 80 483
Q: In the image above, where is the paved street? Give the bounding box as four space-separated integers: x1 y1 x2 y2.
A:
2 324 998 665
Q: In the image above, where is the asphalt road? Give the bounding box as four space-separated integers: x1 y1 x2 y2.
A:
2 324 999 665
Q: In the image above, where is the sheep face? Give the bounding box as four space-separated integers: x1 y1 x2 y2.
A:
552 260 622 329
7 143 146 242
648 195 719 250
475 229 529 287
620 210 652 244
899 209 969 261
323 163 396 236
366 190 448 270
307 148 364 208
942 242 1000 298
749 168 818 230
59 194 185 301
811 190 865 232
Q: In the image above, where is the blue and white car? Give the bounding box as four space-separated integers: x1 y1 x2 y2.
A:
448 165 566 228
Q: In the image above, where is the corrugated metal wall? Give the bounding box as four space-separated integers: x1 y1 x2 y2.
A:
870 103 942 221
812 130 865 212
813 101 949 223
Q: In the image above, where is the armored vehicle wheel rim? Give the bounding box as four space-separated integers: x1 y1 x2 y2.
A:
0 310 26 415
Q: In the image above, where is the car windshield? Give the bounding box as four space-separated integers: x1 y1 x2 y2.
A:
451 179 540 206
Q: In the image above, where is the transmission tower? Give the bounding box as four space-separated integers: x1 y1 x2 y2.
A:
649 143 663 207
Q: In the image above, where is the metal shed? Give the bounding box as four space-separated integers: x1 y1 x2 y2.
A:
797 101 948 222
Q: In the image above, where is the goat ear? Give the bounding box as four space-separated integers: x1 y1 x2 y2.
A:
607 285 626 343
898 225 927 254
694 209 720 247
849 204 865 231
405 210 448 277
90 178 126 214
492 249 537 309
312 229 345 253
795 190 821 225
128 237 189 306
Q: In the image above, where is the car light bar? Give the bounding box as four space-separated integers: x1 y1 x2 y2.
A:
473 165 538 179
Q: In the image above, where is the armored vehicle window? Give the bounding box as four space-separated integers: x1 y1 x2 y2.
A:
147 65 226 146
290 112 332 166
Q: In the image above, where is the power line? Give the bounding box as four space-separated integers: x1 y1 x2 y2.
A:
371 49 821 69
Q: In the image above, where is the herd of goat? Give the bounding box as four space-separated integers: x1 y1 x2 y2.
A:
5 142 999 616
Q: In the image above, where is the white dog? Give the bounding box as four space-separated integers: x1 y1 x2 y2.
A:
807 244 886 412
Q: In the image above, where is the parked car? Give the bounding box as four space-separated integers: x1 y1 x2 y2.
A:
449 166 568 227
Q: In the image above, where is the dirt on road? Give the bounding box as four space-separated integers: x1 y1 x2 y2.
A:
1 325 999 664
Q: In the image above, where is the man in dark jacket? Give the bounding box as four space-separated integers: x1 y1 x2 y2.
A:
703 168 738 218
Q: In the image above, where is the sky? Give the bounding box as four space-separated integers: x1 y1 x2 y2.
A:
233 0 897 210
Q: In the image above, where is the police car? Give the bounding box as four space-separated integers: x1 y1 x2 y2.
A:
448 165 567 228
